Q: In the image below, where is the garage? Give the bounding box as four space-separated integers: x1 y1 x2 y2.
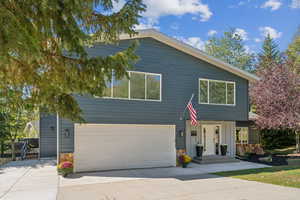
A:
74 124 176 172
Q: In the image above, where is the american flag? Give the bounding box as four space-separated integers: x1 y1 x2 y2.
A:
187 101 198 126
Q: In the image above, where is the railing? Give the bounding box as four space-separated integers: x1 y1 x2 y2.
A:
20 140 29 160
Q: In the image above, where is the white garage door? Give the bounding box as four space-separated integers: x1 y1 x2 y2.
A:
74 124 176 172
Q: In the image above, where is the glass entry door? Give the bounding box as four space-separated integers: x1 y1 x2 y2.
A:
202 125 221 155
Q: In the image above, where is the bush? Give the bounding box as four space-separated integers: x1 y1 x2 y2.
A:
260 129 295 150
57 161 73 177
178 154 192 168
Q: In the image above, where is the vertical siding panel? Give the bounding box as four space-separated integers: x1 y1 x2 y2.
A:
40 113 57 157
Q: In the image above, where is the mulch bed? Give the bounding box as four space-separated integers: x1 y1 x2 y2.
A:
237 154 300 166
0 153 39 159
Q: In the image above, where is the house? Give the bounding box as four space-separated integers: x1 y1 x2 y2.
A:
39 29 259 172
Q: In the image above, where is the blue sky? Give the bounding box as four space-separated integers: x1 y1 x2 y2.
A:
115 0 300 53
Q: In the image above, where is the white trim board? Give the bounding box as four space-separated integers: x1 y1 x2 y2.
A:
119 29 259 82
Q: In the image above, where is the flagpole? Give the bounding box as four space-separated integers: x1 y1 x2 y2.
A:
180 93 194 120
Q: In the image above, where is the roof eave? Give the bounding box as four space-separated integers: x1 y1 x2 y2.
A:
119 29 260 82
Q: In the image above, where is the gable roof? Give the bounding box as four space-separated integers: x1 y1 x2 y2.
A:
120 29 259 82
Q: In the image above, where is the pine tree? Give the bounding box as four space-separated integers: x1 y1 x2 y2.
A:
0 1 146 121
257 34 282 70
205 28 255 72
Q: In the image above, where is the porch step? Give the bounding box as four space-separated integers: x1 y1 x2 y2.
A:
193 155 239 164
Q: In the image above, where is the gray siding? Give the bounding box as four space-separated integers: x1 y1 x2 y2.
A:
39 113 57 157
41 38 250 154
249 127 261 144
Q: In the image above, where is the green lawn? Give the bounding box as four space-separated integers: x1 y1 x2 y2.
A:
214 165 300 188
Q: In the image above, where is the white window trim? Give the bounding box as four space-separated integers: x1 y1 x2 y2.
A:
199 78 236 106
101 70 162 102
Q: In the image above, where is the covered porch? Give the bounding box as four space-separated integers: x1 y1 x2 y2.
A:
185 121 236 161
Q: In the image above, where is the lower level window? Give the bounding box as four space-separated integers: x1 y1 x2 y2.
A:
236 127 249 144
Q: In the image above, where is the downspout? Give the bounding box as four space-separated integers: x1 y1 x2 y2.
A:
56 113 60 163
38 112 41 160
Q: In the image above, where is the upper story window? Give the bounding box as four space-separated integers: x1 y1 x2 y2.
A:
199 79 235 105
103 71 161 101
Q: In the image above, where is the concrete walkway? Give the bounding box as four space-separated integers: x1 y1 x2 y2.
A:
59 174 300 200
0 159 58 200
60 161 269 187
57 161 300 200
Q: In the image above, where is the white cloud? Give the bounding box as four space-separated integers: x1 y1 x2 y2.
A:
244 45 254 54
290 0 300 8
254 38 262 42
134 22 159 30
207 30 217 36
229 0 252 8
175 36 205 50
259 26 282 39
261 0 282 11
113 1 212 30
234 28 249 41
142 0 212 23
112 0 126 12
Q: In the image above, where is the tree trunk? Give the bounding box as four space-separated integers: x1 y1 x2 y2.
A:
11 139 16 161
0 140 4 158
296 131 300 154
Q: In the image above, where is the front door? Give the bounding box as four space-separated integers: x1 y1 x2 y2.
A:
202 125 216 155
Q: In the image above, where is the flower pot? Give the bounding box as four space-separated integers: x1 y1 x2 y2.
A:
220 145 227 156
182 163 188 168
196 145 204 158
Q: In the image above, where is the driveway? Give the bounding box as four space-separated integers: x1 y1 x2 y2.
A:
0 159 58 200
58 161 300 200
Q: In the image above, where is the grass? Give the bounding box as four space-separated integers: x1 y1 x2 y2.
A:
265 146 296 155
214 165 300 188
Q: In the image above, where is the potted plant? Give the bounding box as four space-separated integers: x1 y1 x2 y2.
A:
58 161 73 177
178 154 192 168
220 144 228 156
196 143 204 158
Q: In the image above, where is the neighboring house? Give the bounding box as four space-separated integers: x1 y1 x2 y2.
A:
39 29 259 172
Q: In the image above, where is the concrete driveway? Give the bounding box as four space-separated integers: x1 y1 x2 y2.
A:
0 159 58 200
58 161 300 200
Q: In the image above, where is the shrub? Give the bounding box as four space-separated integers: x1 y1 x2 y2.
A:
178 154 192 164
260 129 295 150
57 161 73 177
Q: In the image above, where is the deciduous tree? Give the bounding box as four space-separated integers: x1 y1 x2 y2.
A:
287 26 300 74
205 28 255 72
250 61 300 153
0 88 36 160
